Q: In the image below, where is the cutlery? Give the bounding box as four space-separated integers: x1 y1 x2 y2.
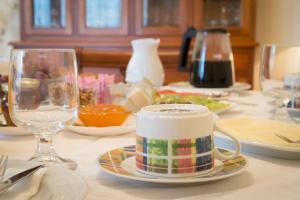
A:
276 134 300 144
0 156 8 182
0 164 44 194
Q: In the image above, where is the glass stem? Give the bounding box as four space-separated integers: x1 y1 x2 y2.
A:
32 135 57 161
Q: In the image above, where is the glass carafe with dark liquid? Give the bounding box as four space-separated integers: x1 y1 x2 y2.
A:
178 27 235 88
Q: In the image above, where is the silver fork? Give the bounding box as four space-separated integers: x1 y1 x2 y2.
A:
0 156 8 182
276 134 300 144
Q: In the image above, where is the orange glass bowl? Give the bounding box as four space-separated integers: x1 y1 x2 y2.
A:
78 104 130 127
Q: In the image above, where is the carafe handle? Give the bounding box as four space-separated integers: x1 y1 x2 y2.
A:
178 27 197 72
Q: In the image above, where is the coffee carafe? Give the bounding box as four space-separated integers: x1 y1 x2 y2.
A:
178 27 235 88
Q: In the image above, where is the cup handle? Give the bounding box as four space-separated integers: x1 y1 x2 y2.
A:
214 130 241 160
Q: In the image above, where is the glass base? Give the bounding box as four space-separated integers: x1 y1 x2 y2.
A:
29 153 77 170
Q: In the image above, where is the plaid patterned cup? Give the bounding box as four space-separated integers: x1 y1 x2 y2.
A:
136 104 240 177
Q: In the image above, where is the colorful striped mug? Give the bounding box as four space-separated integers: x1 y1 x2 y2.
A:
136 104 241 177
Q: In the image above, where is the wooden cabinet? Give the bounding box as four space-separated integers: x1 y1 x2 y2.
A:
78 0 129 36
22 0 73 36
12 0 256 85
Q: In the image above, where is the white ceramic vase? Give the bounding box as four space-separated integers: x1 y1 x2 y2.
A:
125 38 165 86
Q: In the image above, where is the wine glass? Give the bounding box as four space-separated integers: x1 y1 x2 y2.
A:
259 44 300 120
8 49 79 170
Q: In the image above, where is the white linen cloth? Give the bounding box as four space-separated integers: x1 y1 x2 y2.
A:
1 168 47 200
0 91 299 200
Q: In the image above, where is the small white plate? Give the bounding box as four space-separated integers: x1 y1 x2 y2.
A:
98 145 248 184
4 160 88 200
0 127 32 136
66 115 136 136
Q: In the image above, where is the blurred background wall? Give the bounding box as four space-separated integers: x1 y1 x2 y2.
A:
253 0 300 88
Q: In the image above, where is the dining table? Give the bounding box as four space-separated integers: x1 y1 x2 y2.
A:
0 90 300 200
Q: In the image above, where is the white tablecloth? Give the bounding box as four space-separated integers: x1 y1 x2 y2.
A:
0 91 300 200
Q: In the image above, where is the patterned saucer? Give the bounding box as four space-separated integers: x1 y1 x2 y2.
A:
98 145 248 184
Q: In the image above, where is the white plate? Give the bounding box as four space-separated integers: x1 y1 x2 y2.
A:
98 145 248 184
66 115 136 136
213 101 236 114
215 117 300 159
165 82 251 97
215 132 300 160
160 85 232 99
4 160 88 200
0 127 32 136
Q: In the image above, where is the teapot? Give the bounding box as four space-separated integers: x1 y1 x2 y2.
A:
178 27 235 88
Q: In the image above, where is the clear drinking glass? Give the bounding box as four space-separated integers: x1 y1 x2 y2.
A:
8 49 79 170
259 44 300 120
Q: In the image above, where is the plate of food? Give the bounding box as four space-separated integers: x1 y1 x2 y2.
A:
166 82 251 93
66 104 136 136
159 86 232 99
215 116 300 159
154 90 235 114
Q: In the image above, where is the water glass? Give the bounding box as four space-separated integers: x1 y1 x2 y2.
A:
8 49 79 170
259 44 300 120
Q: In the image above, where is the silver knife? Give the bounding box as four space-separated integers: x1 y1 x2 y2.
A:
0 165 44 194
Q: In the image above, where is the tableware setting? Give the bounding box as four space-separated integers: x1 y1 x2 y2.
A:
98 145 248 184
99 104 247 183
0 39 299 199
215 116 300 159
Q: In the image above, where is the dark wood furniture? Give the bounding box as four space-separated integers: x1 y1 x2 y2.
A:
11 0 256 85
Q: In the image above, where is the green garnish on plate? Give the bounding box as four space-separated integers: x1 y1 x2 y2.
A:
154 93 231 112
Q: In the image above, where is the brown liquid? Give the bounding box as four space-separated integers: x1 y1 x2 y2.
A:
191 60 233 88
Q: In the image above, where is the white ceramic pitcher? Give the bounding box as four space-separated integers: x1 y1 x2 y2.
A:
125 38 165 86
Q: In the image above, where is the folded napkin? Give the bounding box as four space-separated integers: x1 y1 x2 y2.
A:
216 116 300 148
1 167 47 200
